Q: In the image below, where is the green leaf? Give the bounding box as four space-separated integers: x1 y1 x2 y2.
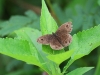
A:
0 15 32 36
66 67 94 75
14 27 63 75
63 24 100 74
0 38 42 66
0 10 40 36
98 0 100 5
0 28 54 74
40 0 58 35
14 27 42 54
40 0 64 54
47 50 74 65
70 24 100 60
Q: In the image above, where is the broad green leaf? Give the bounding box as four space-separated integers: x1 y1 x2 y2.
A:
40 0 64 54
70 24 100 60
0 38 42 66
14 27 62 75
14 27 50 72
14 27 40 42
62 24 100 73
66 67 94 75
0 28 54 74
14 27 43 56
47 50 74 65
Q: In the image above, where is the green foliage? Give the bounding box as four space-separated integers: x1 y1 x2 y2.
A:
0 10 40 37
53 0 100 33
70 25 100 60
47 50 73 65
0 0 100 75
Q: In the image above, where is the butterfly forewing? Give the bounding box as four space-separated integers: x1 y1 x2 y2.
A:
37 34 53 45
56 22 72 35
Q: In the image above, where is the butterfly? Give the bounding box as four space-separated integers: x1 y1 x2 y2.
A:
37 22 72 50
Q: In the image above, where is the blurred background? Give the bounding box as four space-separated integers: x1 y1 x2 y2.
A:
0 0 100 75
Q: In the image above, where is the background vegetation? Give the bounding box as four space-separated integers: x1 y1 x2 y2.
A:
0 0 100 75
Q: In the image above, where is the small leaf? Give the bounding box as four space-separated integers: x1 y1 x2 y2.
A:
47 50 74 65
40 0 58 35
66 67 94 75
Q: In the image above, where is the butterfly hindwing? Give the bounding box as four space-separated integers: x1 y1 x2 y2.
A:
50 36 63 50
58 34 72 47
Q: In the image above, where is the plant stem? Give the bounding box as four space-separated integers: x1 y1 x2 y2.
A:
45 0 61 25
62 59 74 74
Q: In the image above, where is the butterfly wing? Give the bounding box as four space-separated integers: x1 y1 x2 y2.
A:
37 34 52 45
37 22 72 50
56 22 72 34
54 22 72 48
59 34 72 47
50 36 63 50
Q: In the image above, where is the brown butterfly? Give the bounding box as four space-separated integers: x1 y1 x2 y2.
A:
37 22 72 50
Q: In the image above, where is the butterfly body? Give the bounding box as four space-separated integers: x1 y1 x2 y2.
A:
37 22 72 50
